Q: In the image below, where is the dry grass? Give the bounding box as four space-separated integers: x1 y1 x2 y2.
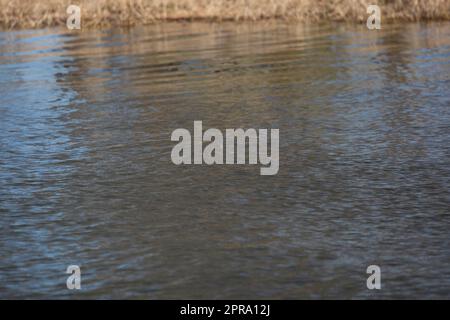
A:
1 0 449 29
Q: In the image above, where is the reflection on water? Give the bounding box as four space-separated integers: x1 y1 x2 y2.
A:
0 22 449 299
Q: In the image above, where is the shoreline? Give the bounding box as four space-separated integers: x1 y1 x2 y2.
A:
1 0 449 30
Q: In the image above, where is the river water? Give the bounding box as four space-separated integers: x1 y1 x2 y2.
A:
0 22 449 299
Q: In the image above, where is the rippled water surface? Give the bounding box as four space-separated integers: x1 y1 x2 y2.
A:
0 22 449 299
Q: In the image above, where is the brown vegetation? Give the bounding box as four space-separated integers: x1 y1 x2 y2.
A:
1 0 449 29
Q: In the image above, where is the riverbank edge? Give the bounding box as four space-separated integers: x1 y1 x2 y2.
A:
1 0 449 30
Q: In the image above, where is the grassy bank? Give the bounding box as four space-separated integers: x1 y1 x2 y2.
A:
1 0 449 29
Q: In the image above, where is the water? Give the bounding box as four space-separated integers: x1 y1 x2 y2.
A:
0 22 449 299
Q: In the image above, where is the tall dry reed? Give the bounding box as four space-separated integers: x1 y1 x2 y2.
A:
1 0 449 29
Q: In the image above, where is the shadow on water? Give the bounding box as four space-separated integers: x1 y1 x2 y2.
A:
0 22 449 298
